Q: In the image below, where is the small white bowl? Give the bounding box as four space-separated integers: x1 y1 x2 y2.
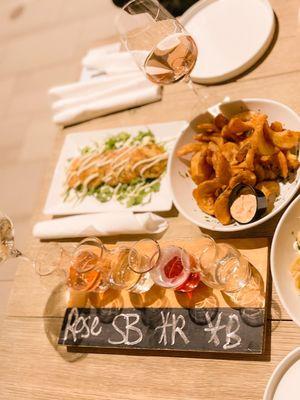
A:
271 194 300 326
168 98 300 232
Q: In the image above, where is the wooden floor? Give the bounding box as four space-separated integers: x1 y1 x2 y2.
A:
0 0 119 314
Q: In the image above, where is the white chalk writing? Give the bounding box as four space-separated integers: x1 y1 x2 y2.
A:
223 314 241 350
204 312 226 346
63 308 90 342
155 311 190 346
108 313 143 346
90 316 102 336
204 312 241 350
62 308 243 351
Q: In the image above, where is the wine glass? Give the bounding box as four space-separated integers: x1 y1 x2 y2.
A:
110 246 154 293
0 211 29 265
129 238 201 292
115 0 205 109
196 239 252 293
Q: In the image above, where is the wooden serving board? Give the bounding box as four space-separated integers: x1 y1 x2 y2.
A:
58 237 270 355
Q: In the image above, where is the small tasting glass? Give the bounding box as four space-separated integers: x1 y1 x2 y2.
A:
196 240 251 293
129 238 202 292
110 246 154 294
128 238 160 273
149 244 191 289
67 237 112 293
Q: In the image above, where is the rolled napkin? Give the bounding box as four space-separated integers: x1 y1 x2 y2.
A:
33 212 168 239
50 72 161 126
82 50 139 75
49 43 162 127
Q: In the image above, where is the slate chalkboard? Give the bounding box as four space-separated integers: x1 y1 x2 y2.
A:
58 238 269 356
59 307 265 354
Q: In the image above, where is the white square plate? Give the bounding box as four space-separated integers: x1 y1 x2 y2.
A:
44 121 188 216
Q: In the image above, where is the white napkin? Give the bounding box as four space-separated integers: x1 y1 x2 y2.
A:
49 43 162 127
82 50 138 75
33 212 168 239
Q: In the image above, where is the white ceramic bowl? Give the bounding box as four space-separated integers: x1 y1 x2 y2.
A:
263 347 300 400
168 98 300 232
271 194 300 326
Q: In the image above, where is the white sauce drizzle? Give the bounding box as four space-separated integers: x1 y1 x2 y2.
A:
140 154 168 176
81 172 100 193
132 153 167 172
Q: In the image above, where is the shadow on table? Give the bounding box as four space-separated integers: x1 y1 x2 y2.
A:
43 282 87 362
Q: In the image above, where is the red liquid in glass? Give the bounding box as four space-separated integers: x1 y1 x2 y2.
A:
164 256 183 278
176 272 201 292
164 255 201 292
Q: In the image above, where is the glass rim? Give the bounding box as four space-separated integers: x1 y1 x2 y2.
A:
193 236 216 271
110 246 142 290
158 244 190 273
73 237 105 273
121 0 160 13
215 252 251 293
34 242 64 277
128 238 160 274
115 0 178 47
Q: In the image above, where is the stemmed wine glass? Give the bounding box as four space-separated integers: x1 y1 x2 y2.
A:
115 0 209 113
0 210 70 284
0 212 29 265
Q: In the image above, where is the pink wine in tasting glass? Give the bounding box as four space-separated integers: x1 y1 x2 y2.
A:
164 253 201 293
144 33 198 85
150 245 200 292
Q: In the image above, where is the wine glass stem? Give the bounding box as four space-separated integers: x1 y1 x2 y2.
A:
183 75 213 116
10 248 31 264
10 248 23 258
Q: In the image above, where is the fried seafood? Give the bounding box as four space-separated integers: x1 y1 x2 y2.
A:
64 130 169 208
177 111 300 225
67 143 166 190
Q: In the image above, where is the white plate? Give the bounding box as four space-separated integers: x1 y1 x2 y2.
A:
271 194 300 326
264 347 300 400
181 0 275 84
169 98 300 232
44 121 188 216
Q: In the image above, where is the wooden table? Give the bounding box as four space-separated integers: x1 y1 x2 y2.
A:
1 0 300 398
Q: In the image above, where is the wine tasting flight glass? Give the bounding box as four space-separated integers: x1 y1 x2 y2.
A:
67 237 112 292
196 238 252 293
115 0 202 98
128 238 201 293
110 245 154 293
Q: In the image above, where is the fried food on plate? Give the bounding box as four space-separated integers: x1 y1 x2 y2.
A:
177 111 300 225
176 142 207 156
193 179 222 215
255 181 280 212
214 189 232 225
190 150 213 184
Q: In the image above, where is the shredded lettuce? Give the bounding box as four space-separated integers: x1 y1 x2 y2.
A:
93 178 161 206
130 130 155 145
103 132 131 151
80 146 94 155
